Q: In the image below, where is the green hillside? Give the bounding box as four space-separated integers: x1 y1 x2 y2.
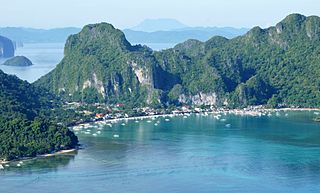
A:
35 14 320 108
0 70 78 161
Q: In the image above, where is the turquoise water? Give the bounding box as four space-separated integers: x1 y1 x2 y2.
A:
1 111 320 193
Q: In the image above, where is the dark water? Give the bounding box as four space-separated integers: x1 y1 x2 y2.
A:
1 111 320 193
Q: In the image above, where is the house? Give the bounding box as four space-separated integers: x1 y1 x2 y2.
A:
95 113 105 119
116 103 125 107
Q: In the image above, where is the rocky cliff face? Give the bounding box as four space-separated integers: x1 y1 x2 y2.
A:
0 36 14 58
35 14 320 108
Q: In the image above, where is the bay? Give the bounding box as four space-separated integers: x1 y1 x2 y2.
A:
1 111 320 193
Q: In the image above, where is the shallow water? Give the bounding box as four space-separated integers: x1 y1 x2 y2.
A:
1 111 320 193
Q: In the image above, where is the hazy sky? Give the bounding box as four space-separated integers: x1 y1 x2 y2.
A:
1 0 319 29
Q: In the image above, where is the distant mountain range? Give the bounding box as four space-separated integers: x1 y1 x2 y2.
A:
123 27 248 44
130 18 188 32
0 19 249 46
0 27 81 43
126 19 248 43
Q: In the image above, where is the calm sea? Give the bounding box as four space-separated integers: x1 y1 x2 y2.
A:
0 43 65 83
1 112 320 193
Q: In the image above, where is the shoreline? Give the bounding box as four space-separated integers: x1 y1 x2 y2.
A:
2 107 318 167
71 107 320 129
0 148 77 165
40 148 77 157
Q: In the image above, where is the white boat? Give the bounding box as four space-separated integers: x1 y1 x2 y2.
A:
147 120 152 123
0 165 4 170
17 164 21 167
113 134 119 138
92 133 97 136
213 115 220 120
121 123 126 126
165 119 170 122
154 123 158 126
72 127 81 131
225 124 231 127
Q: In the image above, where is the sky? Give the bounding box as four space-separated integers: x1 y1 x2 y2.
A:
1 0 320 29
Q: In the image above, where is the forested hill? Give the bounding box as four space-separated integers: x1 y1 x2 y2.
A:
0 70 78 161
35 13 320 108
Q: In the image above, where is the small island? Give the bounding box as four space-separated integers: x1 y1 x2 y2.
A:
3 56 33 66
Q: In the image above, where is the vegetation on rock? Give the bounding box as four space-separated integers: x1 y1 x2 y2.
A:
35 14 320 108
